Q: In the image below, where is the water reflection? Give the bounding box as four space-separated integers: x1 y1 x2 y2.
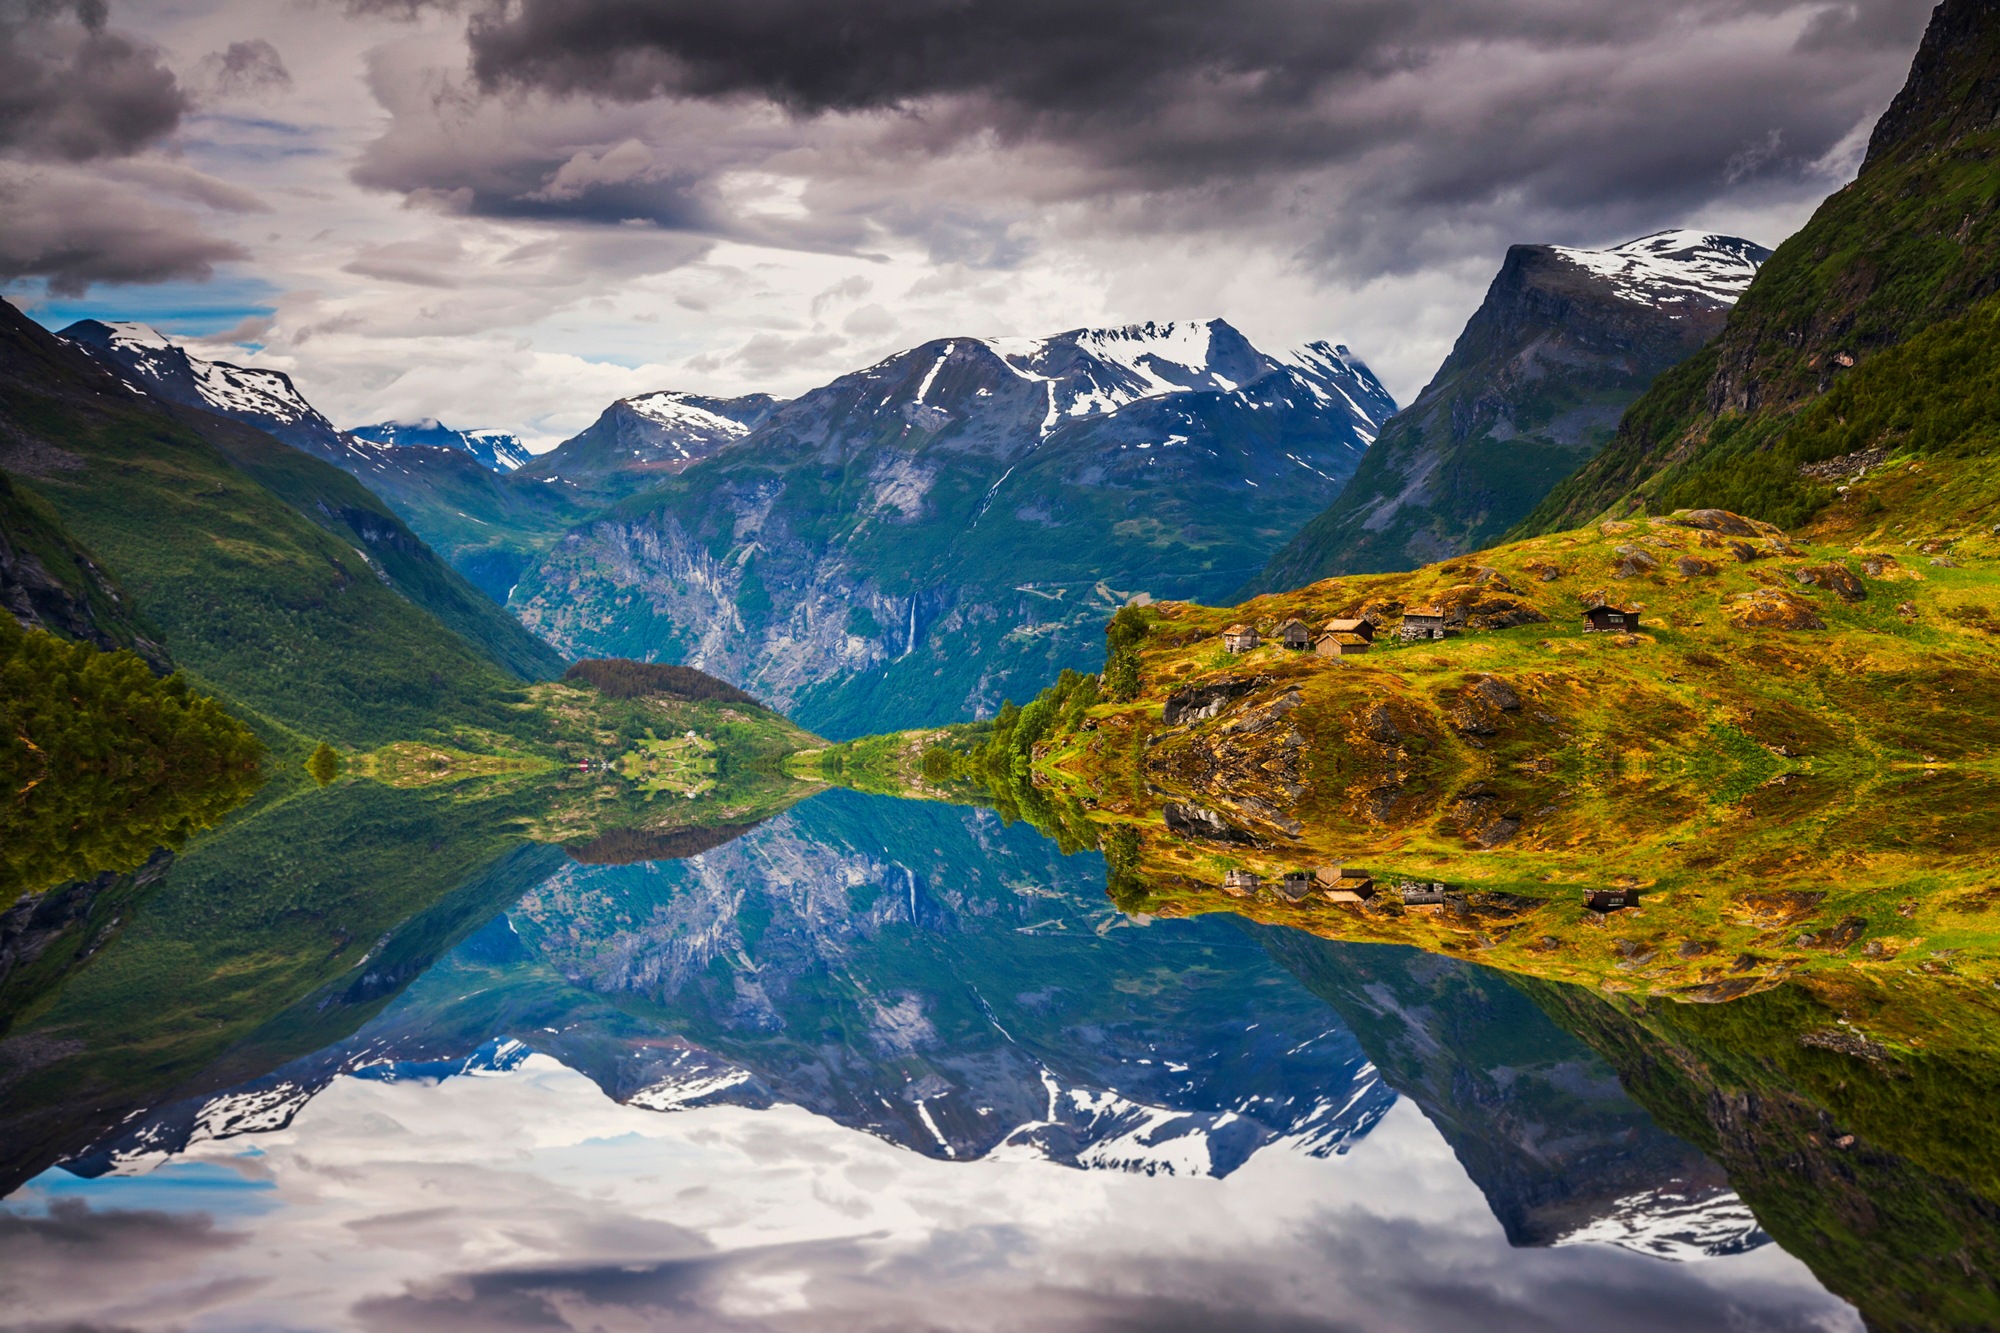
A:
0 778 1891 1328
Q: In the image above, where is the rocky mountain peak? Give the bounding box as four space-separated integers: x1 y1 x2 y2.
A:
1546 230 1772 312
61 318 342 456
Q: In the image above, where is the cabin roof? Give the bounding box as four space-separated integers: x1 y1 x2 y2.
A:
1404 604 1446 618
1223 623 1251 634
1323 617 1368 632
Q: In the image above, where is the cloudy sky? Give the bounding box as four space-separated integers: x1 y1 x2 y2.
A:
0 0 1937 446
1 1060 1857 1330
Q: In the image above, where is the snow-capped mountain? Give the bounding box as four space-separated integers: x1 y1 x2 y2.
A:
60 320 346 457
1549 230 1772 312
513 317 1395 732
349 418 532 472
1251 229 1770 592
1552 1185 1770 1262
519 389 779 495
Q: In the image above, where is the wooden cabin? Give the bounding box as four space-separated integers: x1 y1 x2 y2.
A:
1585 888 1640 912
1222 623 1260 653
1397 881 1449 908
1400 605 1451 641
1279 618 1312 650
1315 866 1377 904
1582 605 1641 634
1315 634 1370 658
1276 871 1314 902
1323 617 1375 643
1222 868 1262 896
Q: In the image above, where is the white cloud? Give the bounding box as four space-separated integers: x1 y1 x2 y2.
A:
0 1057 1859 1331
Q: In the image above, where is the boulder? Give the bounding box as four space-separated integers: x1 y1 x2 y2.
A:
1726 588 1825 630
1675 555 1718 577
1666 508 1768 537
1793 564 1866 602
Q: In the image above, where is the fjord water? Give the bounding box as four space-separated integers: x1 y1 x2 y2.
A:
0 784 1868 1331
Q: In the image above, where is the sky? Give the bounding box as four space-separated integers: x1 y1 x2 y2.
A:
0 1057 1858 1331
0 0 1939 448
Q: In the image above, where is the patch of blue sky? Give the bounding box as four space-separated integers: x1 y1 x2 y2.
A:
7 1158 279 1221
180 113 330 165
7 275 280 343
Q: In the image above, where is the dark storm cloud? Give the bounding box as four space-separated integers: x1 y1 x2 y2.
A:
0 1 250 293
0 0 187 162
352 0 1935 276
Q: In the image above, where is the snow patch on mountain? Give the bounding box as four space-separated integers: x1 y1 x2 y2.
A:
623 391 761 440
64 320 335 438
1551 230 1772 311
1552 1185 1770 1261
348 418 532 471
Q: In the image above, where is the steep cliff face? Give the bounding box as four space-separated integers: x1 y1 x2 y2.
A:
514 321 1393 735
1516 0 2000 535
1250 231 1765 592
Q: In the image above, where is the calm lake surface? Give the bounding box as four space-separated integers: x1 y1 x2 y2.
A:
0 789 1870 1330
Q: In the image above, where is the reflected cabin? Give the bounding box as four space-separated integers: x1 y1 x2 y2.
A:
1279 618 1312 650
1222 624 1260 652
1583 605 1641 633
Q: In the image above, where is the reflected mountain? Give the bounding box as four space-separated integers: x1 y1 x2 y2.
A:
20 785 1785 1281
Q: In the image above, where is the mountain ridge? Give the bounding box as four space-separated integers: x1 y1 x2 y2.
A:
1246 230 1767 594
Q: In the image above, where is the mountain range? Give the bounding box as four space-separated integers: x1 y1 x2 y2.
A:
512 321 1392 733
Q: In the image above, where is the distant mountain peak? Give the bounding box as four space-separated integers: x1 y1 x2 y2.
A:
1548 230 1773 311
348 418 531 472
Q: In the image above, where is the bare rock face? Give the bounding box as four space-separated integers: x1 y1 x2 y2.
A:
1675 555 1718 577
1793 564 1866 602
1163 677 1265 726
1447 674 1523 737
1162 802 1259 845
1725 588 1826 631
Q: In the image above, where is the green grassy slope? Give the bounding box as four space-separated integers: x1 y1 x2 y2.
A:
0 302 543 747
0 468 164 666
1514 0 2000 536
182 409 565 680
335 441 597 603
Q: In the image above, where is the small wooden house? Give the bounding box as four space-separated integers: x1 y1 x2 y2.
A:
1398 881 1449 907
1582 605 1641 634
1323 617 1375 643
1400 605 1451 641
1315 634 1370 657
1279 618 1312 650
1585 888 1640 912
1222 623 1260 653
1276 871 1314 902
1222 868 1262 896
1314 866 1376 903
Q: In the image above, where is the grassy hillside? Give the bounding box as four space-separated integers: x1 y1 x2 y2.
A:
1514 0 2000 537
0 301 550 747
830 504 2000 1006
182 410 565 681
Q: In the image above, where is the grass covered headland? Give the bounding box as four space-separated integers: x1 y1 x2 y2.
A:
1 617 263 905
828 502 2000 1004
